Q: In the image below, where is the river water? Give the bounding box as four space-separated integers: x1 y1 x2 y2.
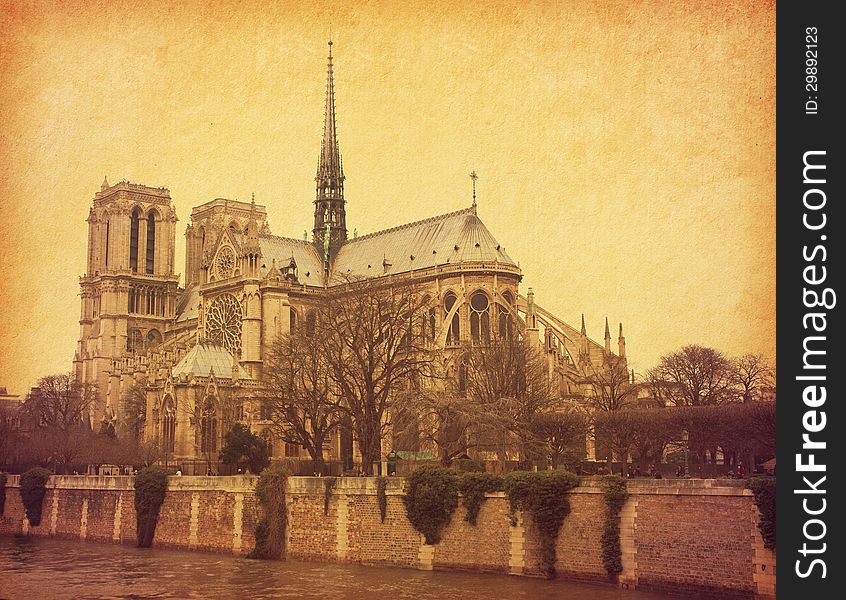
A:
0 537 675 600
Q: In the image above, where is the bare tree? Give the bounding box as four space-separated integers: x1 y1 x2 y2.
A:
412 387 503 466
120 381 148 441
650 345 735 407
582 353 637 412
464 337 557 463
261 331 342 474
731 353 775 403
22 373 98 431
312 277 436 475
533 409 589 470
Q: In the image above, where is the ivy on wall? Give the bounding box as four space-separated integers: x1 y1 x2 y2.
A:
0 472 7 517
19 468 51 527
249 464 290 559
323 476 337 516
134 467 169 547
376 477 388 523
600 475 628 578
457 472 503 526
403 466 458 544
748 477 776 550
503 470 580 578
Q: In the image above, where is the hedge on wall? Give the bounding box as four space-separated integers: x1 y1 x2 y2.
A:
134 466 169 547
748 477 776 550
504 470 580 578
600 475 628 578
249 463 290 559
376 477 388 523
323 476 337 516
0 472 7 517
403 466 458 545
457 472 503 526
19 467 51 527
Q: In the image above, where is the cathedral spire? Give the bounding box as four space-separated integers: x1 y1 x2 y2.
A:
313 37 347 252
604 316 611 353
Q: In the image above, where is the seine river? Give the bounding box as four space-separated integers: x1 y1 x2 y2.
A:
0 537 675 600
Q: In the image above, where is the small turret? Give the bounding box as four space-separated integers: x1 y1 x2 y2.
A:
618 322 626 358
604 316 611 353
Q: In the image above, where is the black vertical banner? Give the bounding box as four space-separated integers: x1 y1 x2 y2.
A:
777 3 842 598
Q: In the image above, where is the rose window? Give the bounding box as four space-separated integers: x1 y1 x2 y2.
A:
206 293 242 354
214 246 236 279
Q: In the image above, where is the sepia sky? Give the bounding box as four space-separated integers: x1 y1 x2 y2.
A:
0 0 775 395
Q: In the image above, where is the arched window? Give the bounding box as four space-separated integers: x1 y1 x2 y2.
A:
129 208 141 272
444 292 460 345
146 329 162 347
200 396 217 455
499 291 514 339
469 291 490 344
145 210 156 274
162 396 176 453
105 221 110 267
290 307 297 332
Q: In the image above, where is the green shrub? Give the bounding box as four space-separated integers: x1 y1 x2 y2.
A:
457 472 503 525
134 466 169 547
249 463 290 559
376 477 388 523
748 477 776 550
453 459 486 473
19 468 51 527
503 470 580 577
0 472 7 517
323 476 337 516
600 475 628 577
219 423 271 474
403 466 458 544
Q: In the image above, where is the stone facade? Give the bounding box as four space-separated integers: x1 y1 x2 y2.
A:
2 476 774 599
72 41 631 471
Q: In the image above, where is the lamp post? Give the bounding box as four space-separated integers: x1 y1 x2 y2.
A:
683 430 689 477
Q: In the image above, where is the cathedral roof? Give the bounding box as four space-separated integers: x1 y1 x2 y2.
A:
171 342 250 379
328 207 516 284
175 283 201 323
258 236 324 285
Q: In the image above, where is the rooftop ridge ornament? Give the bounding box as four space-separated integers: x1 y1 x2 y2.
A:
470 170 478 209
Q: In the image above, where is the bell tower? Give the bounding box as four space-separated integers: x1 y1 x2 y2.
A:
313 39 347 262
75 179 180 411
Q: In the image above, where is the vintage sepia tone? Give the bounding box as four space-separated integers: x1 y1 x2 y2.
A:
0 0 775 396
1 1 776 598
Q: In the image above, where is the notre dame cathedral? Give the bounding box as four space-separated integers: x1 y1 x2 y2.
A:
73 41 629 473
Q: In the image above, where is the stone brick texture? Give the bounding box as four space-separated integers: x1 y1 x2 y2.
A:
287 493 338 561
195 491 235 552
152 490 193 549
1 475 774 599
435 499 511 573
633 493 757 599
345 493 420 567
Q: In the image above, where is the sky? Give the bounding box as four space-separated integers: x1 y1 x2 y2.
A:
0 0 776 395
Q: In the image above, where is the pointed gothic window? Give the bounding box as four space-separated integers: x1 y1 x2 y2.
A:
162 396 176 453
290 307 297 333
200 395 217 455
444 292 460 345
499 291 514 339
129 208 141 272
145 211 156 274
470 291 490 344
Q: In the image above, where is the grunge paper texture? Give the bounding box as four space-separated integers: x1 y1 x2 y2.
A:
0 0 775 393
